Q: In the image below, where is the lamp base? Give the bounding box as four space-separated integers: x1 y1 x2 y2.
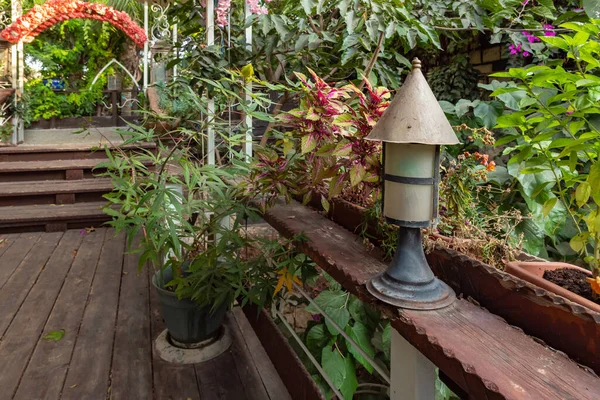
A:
367 272 455 310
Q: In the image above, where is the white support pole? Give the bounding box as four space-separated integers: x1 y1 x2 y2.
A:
143 0 149 92
17 38 23 143
243 2 253 160
390 329 436 400
206 0 215 166
172 24 178 79
10 0 23 145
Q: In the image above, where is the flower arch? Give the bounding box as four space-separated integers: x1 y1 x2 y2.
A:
1 0 147 47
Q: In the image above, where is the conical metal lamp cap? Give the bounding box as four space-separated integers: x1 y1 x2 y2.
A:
366 58 460 145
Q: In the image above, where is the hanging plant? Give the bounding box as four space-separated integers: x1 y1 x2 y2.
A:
0 0 147 47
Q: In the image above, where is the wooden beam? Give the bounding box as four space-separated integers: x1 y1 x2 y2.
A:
262 200 600 400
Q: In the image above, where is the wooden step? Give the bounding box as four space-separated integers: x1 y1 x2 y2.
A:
0 202 112 233
0 179 113 207
0 159 154 182
0 142 156 162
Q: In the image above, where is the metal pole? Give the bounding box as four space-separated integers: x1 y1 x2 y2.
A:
206 0 215 166
10 0 19 145
243 2 253 160
390 329 436 400
172 24 178 79
143 0 149 92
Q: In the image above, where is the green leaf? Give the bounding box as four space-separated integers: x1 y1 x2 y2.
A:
348 296 370 326
349 163 366 187
306 324 328 355
301 135 317 154
321 347 346 389
474 102 502 128
340 356 358 400
301 0 315 14
325 308 351 335
570 233 588 253
321 196 330 213
345 322 375 373
576 182 592 207
542 197 557 217
583 0 600 21
241 64 254 80
495 113 526 128
305 290 347 314
438 101 456 115
381 322 391 361
43 329 66 342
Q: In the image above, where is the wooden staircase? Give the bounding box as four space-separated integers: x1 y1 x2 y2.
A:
0 143 155 233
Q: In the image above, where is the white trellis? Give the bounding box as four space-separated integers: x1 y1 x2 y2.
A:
3 0 24 145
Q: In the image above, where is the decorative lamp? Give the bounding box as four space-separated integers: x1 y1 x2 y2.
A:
366 58 460 310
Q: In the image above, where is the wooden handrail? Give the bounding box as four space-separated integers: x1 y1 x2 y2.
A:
262 199 600 400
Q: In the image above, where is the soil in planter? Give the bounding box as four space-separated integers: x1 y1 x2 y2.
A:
543 268 600 305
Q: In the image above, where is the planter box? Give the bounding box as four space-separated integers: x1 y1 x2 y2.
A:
302 194 600 375
506 261 600 313
28 116 138 130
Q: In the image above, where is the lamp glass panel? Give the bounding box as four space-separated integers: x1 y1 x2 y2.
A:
385 143 435 178
383 181 434 223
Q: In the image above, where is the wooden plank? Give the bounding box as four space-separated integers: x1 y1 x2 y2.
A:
0 178 113 197
223 312 269 400
148 266 202 400
0 231 66 337
0 202 108 224
242 304 324 400
61 230 126 400
0 232 21 258
231 307 291 400
110 235 153 400
0 159 104 173
13 229 106 400
0 232 41 290
263 200 600 400
0 229 82 398
195 350 248 400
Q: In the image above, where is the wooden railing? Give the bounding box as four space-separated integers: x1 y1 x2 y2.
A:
256 199 600 400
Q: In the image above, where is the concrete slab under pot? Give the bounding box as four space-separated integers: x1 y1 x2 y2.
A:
505 261 600 313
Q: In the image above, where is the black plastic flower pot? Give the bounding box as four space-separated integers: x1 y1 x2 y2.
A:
152 266 228 346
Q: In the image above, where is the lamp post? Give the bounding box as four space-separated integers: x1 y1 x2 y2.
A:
366 58 459 310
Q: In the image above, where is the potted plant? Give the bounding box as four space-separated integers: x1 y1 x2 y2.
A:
100 129 276 345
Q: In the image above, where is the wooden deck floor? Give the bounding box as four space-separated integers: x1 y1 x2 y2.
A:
0 228 291 400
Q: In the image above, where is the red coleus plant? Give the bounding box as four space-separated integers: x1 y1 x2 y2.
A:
1 0 147 47
248 69 390 211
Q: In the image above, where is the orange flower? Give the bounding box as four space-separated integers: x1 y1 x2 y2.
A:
487 161 496 172
587 277 600 295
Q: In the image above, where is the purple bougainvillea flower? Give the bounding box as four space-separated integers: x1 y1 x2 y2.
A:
543 24 556 36
312 314 322 321
522 31 540 43
521 0 529 5
509 43 522 55
523 51 530 57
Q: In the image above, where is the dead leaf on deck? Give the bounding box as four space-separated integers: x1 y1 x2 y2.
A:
85 227 95 233
70 384 77 389
72 250 78 258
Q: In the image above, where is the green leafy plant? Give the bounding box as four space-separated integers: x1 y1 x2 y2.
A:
300 273 389 399
22 78 105 123
427 56 481 103
244 70 387 211
489 21 600 284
